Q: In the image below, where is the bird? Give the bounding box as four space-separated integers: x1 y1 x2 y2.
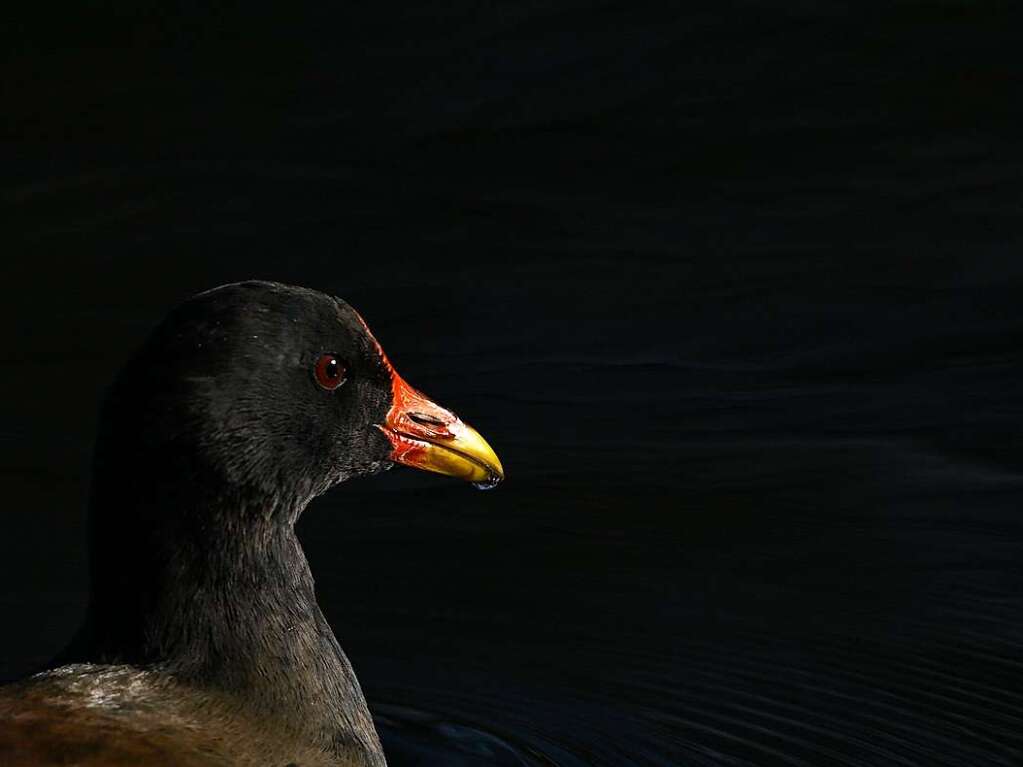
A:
0 281 504 767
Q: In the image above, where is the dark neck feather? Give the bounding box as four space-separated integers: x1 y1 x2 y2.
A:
67 448 384 764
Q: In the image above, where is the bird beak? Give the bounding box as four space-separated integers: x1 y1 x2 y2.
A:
379 370 504 489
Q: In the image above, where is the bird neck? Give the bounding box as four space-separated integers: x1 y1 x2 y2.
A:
75 468 384 764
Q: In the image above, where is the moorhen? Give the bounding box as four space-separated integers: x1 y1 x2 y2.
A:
0 281 503 766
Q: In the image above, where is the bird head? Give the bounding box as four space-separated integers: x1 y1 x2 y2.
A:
96 281 503 516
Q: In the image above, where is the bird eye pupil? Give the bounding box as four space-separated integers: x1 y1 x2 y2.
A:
314 354 346 390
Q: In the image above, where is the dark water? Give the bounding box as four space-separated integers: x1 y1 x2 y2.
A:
3 3 1023 765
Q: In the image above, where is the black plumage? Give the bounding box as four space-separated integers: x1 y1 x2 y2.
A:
0 281 502 767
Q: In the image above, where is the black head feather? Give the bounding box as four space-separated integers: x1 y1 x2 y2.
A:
97 280 395 516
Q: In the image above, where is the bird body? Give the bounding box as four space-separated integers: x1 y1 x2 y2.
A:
0 664 368 766
0 282 503 766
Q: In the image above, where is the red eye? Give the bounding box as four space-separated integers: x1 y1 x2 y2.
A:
314 354 347 390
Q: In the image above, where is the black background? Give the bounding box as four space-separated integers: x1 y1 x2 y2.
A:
3 3 1023 765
